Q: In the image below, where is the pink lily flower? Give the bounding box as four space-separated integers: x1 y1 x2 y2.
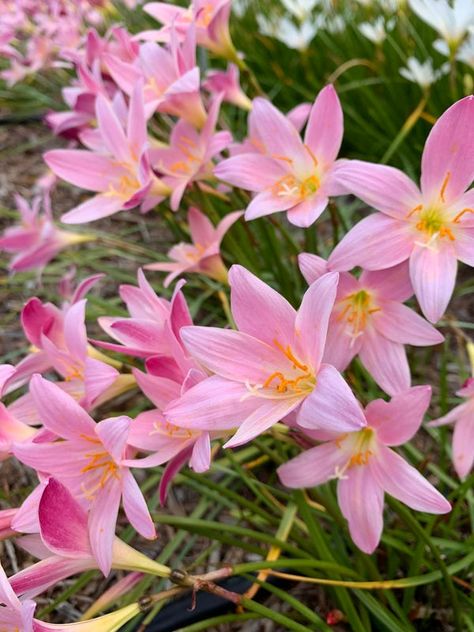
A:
104 26 207 127
329 95 474 323
13 376 156 575
150 97 232 210
45 83 170 224
10 479 169 597
278 386 451 553
428 377 474 479
143 0 238 62
203 64 252 110
214 85 347 227
145 207 243 286
0 193 91 272
96 269 192 358
0 404 38 460
165 265 366 448
299 254 444 395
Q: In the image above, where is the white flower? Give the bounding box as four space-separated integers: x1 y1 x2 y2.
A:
399 56 449 87
409 0 474 48
280 0 319 21
359 17 390 43
456 33 474 66
325 15 346 33
257 13 318 49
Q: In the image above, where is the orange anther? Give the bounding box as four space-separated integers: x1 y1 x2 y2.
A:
440 171 451 203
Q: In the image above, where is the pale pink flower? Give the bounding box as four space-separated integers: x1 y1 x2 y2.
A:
0 194 90 272
45 83 169 224
428 377 474 479
0 404 38 461
150 97 232 210
278 386 451 553
299 254 444 395
165 265 366 448
203 64 252 110
330 95 474 323
14 376 155 575
214 85 347 227
146 207 243 286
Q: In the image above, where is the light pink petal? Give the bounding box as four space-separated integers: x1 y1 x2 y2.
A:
286 102 311 132
214 154 287 191
83 358 119 407
297 364 366 432
215 210 244 243
29 375 95 438
304 85 343 165
88 478 122 576
337 466 384 554
43 150 117 192
420 96 474 203
0 365 15 397
359 327 410 396
71 273 105 304
335 160 421 219
245 189 298 220
61 194 125 224
454 227 474 267
96 94 130 163
278 443 346 488
427 402 469 427
95 416 131 463
329 213 413 272
189 432 211 472
38 479 91 558
298 253 329 284
229 264 296 348
366 385 432 445
108 319 163 353
286 195 329 227
452 414 474 479
165 375 259 430
322 316 360 371
374 301 444 346
121 470 156 538
187 206 215 245
370 445 451 514
127 81 147 156
224 397 299 448
360 260 413 302
133 368 180 410
63 300 87 361
409 244 458 323
295 271 339 368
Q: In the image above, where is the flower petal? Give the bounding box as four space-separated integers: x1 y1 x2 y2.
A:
88 478 122 576
214 154 287 191
359 327 411 396
278 443 346 488
121 470 156 539
304 85 343 165
189 432 212 473
373 301 444 346
61 194 125 224
452 414 474 479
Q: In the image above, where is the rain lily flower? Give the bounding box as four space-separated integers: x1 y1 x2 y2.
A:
428 375 474 479
45 83 169 224
203 64 252 110
0 194 91 272
165 265 366 448
399 57 449 90
409 0 474 51
280 0 319 21
257 14 318 49
278 386 451 553
13 376 156 575
143 0 238 62
299 254 444 395
0 403 38 460
358 18 393 45
330 95 474 323
214 85 347 227
145 207 243 286
150 97 232 210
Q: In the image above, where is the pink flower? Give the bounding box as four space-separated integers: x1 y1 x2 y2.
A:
104 26 207 127
0 404 38 461
13 376 156 575
146 207 243 286
299 254 444 395
150 97 232 210
165 265 366 448
214 85 347 227
428 377 474 479
278 386 451 553
0 194 90 272
143 0 237 62
203 64 252 110
329 95 474 323
45 83 169 224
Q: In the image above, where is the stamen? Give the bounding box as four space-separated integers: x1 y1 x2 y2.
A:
439 171 451 203
273 340 308 371
304 144 318 167
453 208 474 223
406 204 423 218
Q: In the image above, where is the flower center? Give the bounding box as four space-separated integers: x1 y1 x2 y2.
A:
272 146 320 201
261 340 315 397
150 418 195 439
80 439 120 500
336 289 380 343
333 428 376 478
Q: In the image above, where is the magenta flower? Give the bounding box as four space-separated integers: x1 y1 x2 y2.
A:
214 85 347 227
203 64 252 110
299 254 443 395
150 97 232 210
13 376 155 575
278 386 451 553
329 96 474 323
45 83 169 224
165 265 366 448
146 207 243 286
0 194 90 272
428 377 474 479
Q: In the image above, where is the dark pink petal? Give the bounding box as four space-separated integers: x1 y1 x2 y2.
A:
359 327 410 396
365 385 432 445
409 244 458 323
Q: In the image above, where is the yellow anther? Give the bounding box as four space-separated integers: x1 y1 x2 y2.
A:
439 171 451 203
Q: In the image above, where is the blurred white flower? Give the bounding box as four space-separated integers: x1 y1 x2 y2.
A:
359 17 393 43
409 0 474 48
325 15 346 33
281 0 319 21
256 14 318 49
456 33 474 66
399 56 449 87
232 0 251 17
